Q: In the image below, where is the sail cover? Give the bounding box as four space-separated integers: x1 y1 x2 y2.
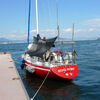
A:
26 36 57 58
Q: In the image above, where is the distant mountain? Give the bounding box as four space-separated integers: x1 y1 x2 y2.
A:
57 37 72 41
97 38 100 40
0 37 71 43
0 38 26 43
0 38 10 42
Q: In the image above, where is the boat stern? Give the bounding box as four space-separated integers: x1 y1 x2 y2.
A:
51 64 79 79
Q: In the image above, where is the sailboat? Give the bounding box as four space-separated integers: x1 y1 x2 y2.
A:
20 0 79 80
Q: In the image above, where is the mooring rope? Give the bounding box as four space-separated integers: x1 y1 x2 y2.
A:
31 70 50 100
14 58 50 100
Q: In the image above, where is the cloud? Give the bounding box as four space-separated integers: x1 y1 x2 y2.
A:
75 28 86 33
1 17 100 41
83 18 100 27
63 28 87 33
0 31 27 40
31 29 56 33
0 29 58 41
63 28 72 33
61 17 100 40
30 29 36 33
88 28 95 32
30 29 57 38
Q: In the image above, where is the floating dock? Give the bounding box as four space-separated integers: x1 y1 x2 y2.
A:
0 52 29 100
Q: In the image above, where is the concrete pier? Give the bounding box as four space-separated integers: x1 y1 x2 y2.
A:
0 52 29 100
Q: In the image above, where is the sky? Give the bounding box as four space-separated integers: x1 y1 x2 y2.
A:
0 0 100 41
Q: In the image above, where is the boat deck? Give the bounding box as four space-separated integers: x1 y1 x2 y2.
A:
0 52 29 100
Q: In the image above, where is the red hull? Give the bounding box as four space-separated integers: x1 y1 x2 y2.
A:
25 61 79 80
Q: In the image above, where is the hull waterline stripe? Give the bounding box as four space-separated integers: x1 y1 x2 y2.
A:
25 63 51 72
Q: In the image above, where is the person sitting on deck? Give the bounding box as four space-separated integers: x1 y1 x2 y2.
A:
43 37 46 41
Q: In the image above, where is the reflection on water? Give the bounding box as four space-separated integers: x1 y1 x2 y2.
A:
1 40 100 100
22 71 80 100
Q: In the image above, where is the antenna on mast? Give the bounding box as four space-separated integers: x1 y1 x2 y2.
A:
36 0 39 35
27 0 31 44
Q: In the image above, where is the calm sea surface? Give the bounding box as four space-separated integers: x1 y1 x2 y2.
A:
0 40 100 100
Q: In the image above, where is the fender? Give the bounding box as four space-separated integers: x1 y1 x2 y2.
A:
20 58 25 69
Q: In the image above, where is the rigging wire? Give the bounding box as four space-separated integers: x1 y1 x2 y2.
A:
13 57 50 100
36 0 39 35
56 0 61 50
27 0 31 44
47 0 55 38
25 0 27 41
47 0 50 37
40 0 47 37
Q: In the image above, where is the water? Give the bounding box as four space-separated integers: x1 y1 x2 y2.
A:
0 40 100 100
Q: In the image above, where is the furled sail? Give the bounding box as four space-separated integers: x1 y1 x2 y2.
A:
26 36 57 58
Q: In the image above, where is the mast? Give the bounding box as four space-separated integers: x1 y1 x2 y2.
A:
36 0 39 35
56 0 60 50
72 23 74 51
72 23 76 64
56 1 59 41
27 0 31 44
